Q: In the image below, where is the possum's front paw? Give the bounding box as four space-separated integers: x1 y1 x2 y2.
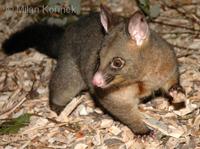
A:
49 101 65 115
128 123 151 135
134 130 155 140
168 84 186 110
169 84 185 95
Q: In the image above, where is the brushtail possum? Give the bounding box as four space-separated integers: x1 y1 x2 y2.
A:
2 6 180 134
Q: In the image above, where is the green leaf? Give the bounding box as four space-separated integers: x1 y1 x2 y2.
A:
0 113 31 135
137 0 160 19
150 4 160 18
138 0 149 6
137 0 150 15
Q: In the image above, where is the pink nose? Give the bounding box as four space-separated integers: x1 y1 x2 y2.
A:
92 72 105 87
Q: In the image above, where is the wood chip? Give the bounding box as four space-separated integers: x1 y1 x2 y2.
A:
74 143 88 149
143 113 184 138
56 96 84 122
100 119 113 129
109 126 122 136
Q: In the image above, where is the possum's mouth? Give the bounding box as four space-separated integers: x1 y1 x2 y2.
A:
104 74 115 85
92 72 127 89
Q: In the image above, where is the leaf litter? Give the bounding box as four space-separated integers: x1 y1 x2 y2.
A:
0 0 200 148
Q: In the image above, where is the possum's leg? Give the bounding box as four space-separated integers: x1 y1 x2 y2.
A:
162 71 185 94
96 85 150 135
162 71 179 93
49 55 87 115
162 72 185 109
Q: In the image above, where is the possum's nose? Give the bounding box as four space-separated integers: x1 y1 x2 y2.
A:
92 72 105 87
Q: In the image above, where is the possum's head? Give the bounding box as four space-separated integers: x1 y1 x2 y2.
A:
92 6 150 89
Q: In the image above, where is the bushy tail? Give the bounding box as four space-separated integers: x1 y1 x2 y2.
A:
2 24 64 59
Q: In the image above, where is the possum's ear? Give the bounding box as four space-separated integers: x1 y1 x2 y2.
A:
128 11 150 46
100 5 113 33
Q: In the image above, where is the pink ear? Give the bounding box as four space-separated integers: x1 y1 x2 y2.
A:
100 5 112 32
128 11 150 46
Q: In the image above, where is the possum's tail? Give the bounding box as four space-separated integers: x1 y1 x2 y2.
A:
2 24 64 59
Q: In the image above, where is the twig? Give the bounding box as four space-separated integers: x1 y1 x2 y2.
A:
0 96 27 119
30 113 60 124
161 1 200 25
159 31 196 35
19 134 38 149
176 2 200 6
151 20 200 32
21 119 76 134
56 96 84 122
173 44 199 52
177 53 193 58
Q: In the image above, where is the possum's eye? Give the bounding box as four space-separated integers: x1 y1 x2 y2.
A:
110 57 125 69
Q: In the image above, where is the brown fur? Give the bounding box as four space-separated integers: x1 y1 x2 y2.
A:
94 11 179 134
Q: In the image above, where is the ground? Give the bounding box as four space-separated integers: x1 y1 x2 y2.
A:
0 0 200 149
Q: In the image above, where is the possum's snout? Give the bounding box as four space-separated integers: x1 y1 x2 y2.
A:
92 72 106 88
